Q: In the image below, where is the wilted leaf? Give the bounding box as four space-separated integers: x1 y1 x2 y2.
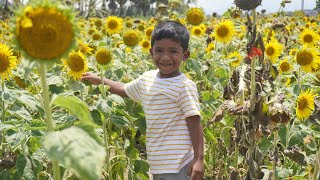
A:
284 146 307 166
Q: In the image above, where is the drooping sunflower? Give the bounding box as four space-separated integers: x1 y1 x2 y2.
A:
191 26 204 37
278 57 293 74
77 39 93 55
123 30 141 47
299 28 319 46
227 51 242 67
95 48 112 66
14 0 78 63
0 43 18 80
63 50 88 80
105 16 123 35
295 46 320 73
185 7 205 26
212 20 235 44
296 89 317 120
264 40 283 64
140 39 151 52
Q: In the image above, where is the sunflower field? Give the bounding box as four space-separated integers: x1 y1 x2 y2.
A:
0 0 320 179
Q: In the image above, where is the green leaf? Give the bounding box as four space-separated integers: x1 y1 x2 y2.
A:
16 155 36 180
110 115 131 128
42 127 106 180
51 94 94 125
17 93 43 112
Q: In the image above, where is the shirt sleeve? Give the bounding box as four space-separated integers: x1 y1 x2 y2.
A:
124 76 142 102
178 81 200 119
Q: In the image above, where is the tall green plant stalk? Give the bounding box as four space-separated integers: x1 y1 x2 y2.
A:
98 65 113 178
313 142 320 180
1 79 6 152
273 131 278 180
37 64 60 180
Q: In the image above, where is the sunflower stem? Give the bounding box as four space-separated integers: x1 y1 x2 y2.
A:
1 79 6 152
273 131 278 180
298 68 301 93
100 66 107 100
37 64 60 180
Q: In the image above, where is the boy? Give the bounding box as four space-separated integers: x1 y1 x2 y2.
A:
82 20 204 180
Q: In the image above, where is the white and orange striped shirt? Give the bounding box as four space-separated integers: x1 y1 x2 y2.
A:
124 70 200 174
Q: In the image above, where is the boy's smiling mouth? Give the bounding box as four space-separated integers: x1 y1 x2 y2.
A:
159 62 173 66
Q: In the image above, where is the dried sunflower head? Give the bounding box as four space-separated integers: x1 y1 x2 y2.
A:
234 0 262 11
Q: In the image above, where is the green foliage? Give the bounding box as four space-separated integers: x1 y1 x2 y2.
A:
42 127 106 180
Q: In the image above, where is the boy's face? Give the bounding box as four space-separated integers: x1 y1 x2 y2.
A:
150 38 189 78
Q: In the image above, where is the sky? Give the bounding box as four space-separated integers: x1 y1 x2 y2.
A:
192 0 317 15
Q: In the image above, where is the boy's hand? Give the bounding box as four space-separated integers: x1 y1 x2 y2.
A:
81 72 102 85
189 159 204 180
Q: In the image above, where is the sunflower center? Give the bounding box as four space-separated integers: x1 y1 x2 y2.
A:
40 25 57 42
216 25 229 38
296 50 313 66
0 53 10 73
194 29 202 35
266 47 275 56
142 41 149 48
280 62 290 72
108 19 118 30
303 34 313 43
69 55 84 72
298 98 309 110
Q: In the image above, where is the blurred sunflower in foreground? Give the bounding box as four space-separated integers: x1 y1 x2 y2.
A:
296 89 317 120
13 0 78 63
0 43 18 80
63 50 88 80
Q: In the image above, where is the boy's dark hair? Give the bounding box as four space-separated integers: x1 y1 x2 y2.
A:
151 20 190 51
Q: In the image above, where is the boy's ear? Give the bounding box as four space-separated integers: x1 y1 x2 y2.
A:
149 48 153 56
182 50 190 61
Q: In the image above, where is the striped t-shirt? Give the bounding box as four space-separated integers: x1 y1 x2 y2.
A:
124 70 200 174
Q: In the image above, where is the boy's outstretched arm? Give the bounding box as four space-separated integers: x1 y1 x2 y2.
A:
82 72 128 97
186 115 204 180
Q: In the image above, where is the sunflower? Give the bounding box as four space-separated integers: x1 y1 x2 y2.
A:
0 43 18 80
289 48 298 56
227 51 242 67
264 40 283 64
92 32 102 41
95 48 112 65
186 8 205 26
14 1 78 63
191 26 204 37
94 18 103 29
140 39 151 52
205 43 215 54
123 30 140 47
105 16 123 35
145 26 154 39
295 46 320 73
296 89 317 120
63 50 87 80
77 39 93 55
299 29 319 46
278 57 293 74
212 20 235 44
